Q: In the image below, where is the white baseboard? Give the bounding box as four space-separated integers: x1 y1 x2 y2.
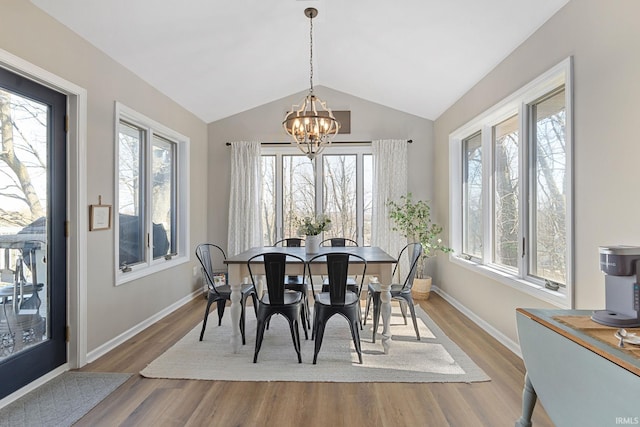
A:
433 285 522 358
86 290 200 363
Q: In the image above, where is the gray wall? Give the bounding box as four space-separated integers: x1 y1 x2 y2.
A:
433 0 640 343
207 86 435 248
1 0 208 352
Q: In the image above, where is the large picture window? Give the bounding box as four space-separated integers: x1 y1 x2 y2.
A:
115 102 189 284
449 58 573 307
261 145 372 246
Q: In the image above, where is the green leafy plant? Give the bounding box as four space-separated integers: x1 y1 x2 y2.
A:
387 193 452 277
295 214 332 236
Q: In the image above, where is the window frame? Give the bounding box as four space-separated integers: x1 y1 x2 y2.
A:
114 102 190 285
261 144 372 246
449 57 573 308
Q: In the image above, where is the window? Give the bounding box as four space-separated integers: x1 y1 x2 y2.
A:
449 58 573 307
529 89 567 284
323 154 357 241
462 132 483 259
493 115 519 271
115 102 189 284
260 145 372 246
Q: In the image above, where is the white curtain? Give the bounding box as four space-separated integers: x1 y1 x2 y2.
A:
227 141 263 256
371 139 408 282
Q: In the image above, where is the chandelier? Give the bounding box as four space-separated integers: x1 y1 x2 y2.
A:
283 7 340 160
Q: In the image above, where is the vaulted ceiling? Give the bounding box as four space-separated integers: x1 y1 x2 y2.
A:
31 0 569 123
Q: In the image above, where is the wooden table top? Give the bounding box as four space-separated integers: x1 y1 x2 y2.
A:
225 246 397 264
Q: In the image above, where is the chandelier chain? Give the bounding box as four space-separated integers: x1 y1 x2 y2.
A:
309 12 314 94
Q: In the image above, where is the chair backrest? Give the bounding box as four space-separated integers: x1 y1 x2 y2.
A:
393 243 423 291
320 237 358 247
195 244 227 295
248 252 306 305
273 238 304 247
308 252 367 305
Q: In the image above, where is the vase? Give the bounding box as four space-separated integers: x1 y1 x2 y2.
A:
305 234 321 254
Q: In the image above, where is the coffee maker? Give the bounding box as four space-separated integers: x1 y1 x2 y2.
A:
591 245 640 327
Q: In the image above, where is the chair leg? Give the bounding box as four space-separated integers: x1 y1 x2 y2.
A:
250 293 258 318
199 296 215 341
347 308 363 364
371 292 381 343
312 302 319 340
406 298 421 340
301 308 309 341
253 315 267 363
288 316 302 363
302 291 311 326
399 300 408 325
240 301 246 345
363 292 372 325
313 315 326 365
216 299 226 326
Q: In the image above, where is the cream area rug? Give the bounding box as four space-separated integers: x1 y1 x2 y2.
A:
140 304 489 383
140 304 490 383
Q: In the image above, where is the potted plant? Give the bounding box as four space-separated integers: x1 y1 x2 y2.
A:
387 193 452 299
295 214 331 254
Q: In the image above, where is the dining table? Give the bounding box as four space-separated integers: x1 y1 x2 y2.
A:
224 245 397 354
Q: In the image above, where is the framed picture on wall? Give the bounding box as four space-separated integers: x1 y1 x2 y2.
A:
90 204 112 231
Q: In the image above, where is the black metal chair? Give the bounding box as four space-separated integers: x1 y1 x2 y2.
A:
272 238 310 332
308 252 367 364
320 237 359 289
320 237 362 327
364 243 423 343
249 252 307 363
319 237 358 248
195 244 257 345
0 244 46 356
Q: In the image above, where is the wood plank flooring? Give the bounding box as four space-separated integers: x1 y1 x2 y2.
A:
75 293 553 427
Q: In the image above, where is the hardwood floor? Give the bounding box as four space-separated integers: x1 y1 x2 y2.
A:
75 293 553 427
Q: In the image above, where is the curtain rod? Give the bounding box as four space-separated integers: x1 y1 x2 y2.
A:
225 140 412 146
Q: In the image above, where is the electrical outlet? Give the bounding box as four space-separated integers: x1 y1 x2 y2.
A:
193 266 199 277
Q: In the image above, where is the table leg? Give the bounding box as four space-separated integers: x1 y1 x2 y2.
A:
379 281 392 354
515 372 537 427
227 263 242 353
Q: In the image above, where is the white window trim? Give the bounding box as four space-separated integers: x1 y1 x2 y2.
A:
449 57 573 308
114 102 190 285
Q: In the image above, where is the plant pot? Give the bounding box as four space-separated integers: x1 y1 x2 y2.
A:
412 276 432 300
305 234 321 254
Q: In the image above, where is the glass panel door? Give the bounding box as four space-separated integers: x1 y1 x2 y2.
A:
0 66 67 399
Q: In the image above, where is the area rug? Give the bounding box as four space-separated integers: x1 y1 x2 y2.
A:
140 305 489 383
0 372 131 427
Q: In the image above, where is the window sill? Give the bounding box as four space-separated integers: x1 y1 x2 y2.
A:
449 254 569 308
116 255 189 286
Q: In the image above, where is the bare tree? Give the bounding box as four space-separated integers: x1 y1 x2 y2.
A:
323 155 356 240
0 90 46 227
495 132 519 269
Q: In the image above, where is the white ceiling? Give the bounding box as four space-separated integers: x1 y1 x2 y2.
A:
31 0 569 123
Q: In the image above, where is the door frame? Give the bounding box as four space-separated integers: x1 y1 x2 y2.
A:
0 49 87 399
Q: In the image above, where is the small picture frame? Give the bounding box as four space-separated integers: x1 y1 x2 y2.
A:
90 204 112 231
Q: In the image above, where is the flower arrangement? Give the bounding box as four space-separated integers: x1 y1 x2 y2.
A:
295 214 332 236
387 193 452 277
